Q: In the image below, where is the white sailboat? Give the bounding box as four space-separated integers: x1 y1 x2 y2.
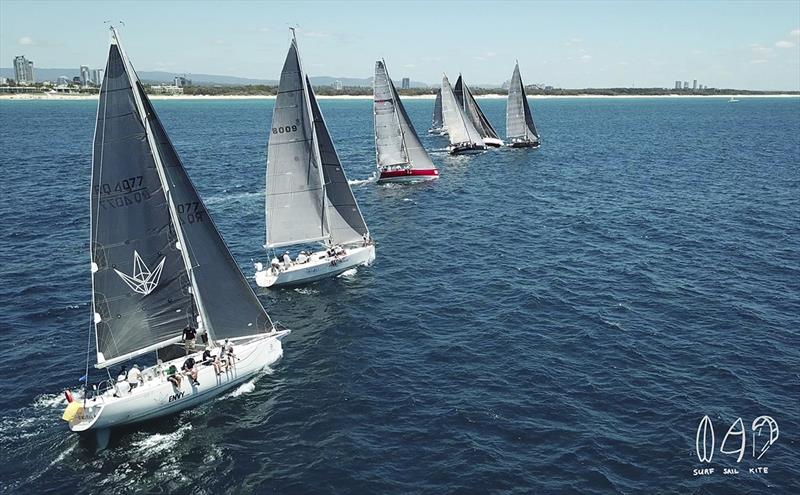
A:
254 31 375 288
454 75 504 147
441 74 487 155
373 60 439 183
428 88 446 134
61 27 290 449
506 61 541 148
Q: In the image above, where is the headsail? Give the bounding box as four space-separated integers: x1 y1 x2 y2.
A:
265 40 326 249
454 75 499 140
307 77 369 245
431 88 443 131
441 74 484 147
91 41 195 366
506 62 540 144
138 79 272 342
373 60 436 171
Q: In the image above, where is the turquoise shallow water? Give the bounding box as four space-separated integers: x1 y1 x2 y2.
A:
0 96 798 493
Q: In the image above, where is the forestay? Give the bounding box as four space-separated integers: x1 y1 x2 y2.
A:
266 40 326 248
506 62 540 143
441 74 484 146
91 42 195 365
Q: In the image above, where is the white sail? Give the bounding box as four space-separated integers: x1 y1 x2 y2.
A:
373 60 436 171
441 74 484 147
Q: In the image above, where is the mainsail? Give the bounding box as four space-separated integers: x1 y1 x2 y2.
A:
506 62 540 144
454 75 500 140
373 60 436 171
266 41 326 248
431 88 443 131
441 74 484 146
91 31 271 368
266 32 369 248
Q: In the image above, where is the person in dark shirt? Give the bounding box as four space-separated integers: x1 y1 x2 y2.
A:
182 357 199 386
182 326 197 355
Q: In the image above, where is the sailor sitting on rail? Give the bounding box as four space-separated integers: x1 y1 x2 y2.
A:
282 251 293 269
270 257 281 274
295 251 309 264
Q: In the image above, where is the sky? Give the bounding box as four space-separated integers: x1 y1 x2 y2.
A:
1 0 799 90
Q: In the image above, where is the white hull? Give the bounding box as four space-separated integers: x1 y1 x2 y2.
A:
255 244 375 288
483 137 505 147
68 332 288 434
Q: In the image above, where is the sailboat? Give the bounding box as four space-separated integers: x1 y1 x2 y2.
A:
441 74 487 155
429 88 445 134
453 75 504 147
373 60 439 183
506 62 541 148
254 31 375 288
62 27 290 449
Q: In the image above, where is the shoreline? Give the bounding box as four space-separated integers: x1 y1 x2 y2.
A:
1 93 798 101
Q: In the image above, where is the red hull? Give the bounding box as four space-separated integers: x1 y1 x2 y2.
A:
378 168 439 182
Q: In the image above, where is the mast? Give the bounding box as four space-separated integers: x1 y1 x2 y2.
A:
112 27 213 342
292 29 332 247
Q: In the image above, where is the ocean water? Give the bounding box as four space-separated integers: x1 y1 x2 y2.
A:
0 96 798 494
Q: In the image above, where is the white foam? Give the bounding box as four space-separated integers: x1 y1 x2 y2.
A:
293 287 319 295
338 268 358 278
33 393 67 409
348 174 377 186
132 423 193 458
205 190 263 206
229 379 256 397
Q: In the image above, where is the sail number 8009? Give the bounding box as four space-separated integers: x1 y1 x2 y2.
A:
272 125 298 134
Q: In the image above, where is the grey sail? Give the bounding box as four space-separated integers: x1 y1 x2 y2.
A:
137 82 272 341
390 78 436 170
441 74 484 146
506 63 540 143
91 43 195 366
455 76 499 140
307 77 369 245
431 88 443 129
374 60 436 171
265 41 326 248
373 60 408 168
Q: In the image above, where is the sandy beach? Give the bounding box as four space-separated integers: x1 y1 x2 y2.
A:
1 93 797 101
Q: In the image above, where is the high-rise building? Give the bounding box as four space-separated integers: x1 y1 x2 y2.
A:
333 80 343 91
80 65 90 87
92 69 104 85
13 55 34 83
401 77 410 89
692 79 697 90
683 81 689 89
173 75 191 88
675 80 681 89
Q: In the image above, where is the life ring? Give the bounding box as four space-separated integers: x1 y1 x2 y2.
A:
64 389 74 403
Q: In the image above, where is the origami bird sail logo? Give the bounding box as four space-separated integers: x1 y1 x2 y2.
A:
114 250 166 295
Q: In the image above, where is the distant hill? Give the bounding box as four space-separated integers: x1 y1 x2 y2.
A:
0 67 430 88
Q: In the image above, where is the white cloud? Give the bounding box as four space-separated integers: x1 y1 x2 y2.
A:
304 31 329 38
791 29 800 38
566 37 583 46
18 36 34 45
259 27 270 33
403 64 415 68
750 59 768 64
580 54 592 60
775 40 794 48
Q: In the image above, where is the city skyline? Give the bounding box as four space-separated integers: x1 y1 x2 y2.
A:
1 0 799 90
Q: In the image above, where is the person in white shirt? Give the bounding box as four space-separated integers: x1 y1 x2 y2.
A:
282 251 292 269
127 364 142 392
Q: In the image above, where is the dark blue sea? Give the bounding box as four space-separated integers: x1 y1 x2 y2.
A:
0 96 798 494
